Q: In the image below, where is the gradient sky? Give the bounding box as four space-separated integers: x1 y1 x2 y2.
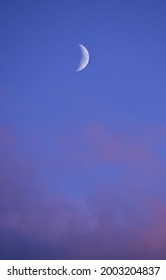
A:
0 0 166 259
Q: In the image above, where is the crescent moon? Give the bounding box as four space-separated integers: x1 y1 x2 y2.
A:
76 43 89 72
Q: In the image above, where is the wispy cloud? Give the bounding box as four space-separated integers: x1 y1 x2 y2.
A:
0 119 166 259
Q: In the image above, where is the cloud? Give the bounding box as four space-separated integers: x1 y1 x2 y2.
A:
0 119 166 259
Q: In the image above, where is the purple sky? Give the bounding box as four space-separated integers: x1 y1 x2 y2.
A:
0 0 166 259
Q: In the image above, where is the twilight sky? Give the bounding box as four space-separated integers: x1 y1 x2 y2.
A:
0 0 166 259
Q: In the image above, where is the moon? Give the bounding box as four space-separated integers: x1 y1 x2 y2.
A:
76 43 89 72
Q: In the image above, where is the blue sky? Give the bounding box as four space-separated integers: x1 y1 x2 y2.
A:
0 0 166 259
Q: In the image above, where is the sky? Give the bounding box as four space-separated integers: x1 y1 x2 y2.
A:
0 0 166 259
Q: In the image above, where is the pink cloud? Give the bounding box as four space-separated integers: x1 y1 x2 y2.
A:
138 199 166 251
53 120 164 179
0 118 166 258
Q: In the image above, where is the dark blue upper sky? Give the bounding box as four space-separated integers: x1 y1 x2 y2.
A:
1 0 166 126
0 0 166 259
